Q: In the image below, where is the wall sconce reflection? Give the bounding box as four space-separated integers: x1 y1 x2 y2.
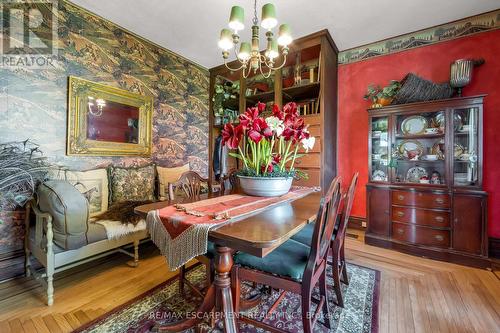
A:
88 96 106 117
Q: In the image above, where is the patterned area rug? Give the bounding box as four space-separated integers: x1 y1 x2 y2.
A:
75 263 379 333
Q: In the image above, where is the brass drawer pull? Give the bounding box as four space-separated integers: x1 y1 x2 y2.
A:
435 216 444 223
397 228 404 235
397 195 405 201
434 235 444 241
435 197 445 204
396 211 405 217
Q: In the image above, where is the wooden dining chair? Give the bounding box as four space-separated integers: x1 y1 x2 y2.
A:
220 168 239 193
168 171 216 296
231 176 342 333
330 172 358 307
168 171 214 200
290 173 358 307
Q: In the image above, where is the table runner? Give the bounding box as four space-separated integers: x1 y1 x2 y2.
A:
146 187 315 270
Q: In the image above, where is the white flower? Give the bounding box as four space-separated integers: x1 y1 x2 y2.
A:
265 116 285 137
301 136 316 151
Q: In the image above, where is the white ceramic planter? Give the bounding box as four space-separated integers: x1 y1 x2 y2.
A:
237 175 293 197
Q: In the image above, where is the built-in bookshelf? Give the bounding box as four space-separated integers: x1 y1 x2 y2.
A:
208 30 338 190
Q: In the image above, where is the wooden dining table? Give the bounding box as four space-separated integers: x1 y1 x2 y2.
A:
134 190 321 333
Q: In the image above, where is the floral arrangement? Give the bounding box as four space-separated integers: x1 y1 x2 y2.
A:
221 102 315 178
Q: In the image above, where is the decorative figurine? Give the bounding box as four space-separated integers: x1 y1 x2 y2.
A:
431 171 441 184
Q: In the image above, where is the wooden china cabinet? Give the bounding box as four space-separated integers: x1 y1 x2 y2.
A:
208 30 338 191
365 95 489 267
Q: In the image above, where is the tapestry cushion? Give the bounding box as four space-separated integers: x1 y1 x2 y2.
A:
156 164 190 200
49 168 109 217
37 180 89 250
109 164 155 203
234 239 311 281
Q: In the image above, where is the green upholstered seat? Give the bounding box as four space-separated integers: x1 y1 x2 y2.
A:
291 221 338 246
290 223 316 246
205 241 217 259
234 239 311 281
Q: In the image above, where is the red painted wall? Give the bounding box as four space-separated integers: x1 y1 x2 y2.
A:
338 29 500 238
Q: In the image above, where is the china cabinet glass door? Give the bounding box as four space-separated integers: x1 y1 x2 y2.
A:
452 107 480 186
370 117 389 182
392 111 446 185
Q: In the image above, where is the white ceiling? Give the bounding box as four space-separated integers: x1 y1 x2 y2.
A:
71 0 500 68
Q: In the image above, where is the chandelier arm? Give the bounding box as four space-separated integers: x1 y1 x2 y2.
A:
257 54 273 79
259 52 288 71
223 58 247 72
272 53 288 70
242 63 253 79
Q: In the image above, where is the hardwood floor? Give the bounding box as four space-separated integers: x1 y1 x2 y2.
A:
0 231 498 332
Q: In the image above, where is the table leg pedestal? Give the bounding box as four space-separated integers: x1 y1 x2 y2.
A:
155 245 238 333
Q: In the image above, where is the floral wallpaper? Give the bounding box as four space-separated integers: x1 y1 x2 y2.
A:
0 0 209 263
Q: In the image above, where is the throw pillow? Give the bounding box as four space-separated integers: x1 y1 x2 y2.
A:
109 164 155 203
47 168 109 217
156 163 190 200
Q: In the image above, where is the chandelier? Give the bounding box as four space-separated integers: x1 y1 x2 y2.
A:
218 0 293 78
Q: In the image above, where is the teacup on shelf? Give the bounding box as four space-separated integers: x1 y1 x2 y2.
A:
424 127 439 134
423 154 438 161
459 153 470 161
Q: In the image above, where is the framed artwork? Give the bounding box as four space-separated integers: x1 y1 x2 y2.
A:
67 76 153 156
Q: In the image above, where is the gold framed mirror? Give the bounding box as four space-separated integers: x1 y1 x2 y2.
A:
67 76 153 156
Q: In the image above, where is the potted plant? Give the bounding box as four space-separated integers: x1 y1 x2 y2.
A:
364 80 401 108
221 102 315 197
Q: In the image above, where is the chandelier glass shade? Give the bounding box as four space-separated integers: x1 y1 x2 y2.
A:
218 1 292 78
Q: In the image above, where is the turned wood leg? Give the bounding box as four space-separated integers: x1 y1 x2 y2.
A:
155 244 237 333
46 216 55 306
24 250 32 278
179 265 186 295
133 239 139 266
214 246 238 333
47 271 54 306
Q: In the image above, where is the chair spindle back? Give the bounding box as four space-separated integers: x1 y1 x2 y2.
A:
306 177 342 272
168 171 211 200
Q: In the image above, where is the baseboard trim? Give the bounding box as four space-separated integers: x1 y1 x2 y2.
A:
489 237 500 259
348 216 366 230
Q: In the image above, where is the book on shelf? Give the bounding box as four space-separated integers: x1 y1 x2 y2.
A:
297 99 319 116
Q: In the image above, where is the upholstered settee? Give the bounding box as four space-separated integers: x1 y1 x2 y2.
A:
26 180 148 306
25 163 190 305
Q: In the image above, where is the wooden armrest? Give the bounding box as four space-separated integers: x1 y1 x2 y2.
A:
29 199 53 250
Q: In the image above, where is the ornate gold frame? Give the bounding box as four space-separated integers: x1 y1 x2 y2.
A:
67 76 153 156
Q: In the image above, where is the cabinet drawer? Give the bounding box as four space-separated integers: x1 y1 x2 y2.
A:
392 223 450 248
391 207 450 228
392 190 450 209
304 114 321 126
294 168 320 187
289 153 321 168
308 125 321 137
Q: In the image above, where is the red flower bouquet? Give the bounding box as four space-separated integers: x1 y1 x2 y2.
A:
221 102 315 178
